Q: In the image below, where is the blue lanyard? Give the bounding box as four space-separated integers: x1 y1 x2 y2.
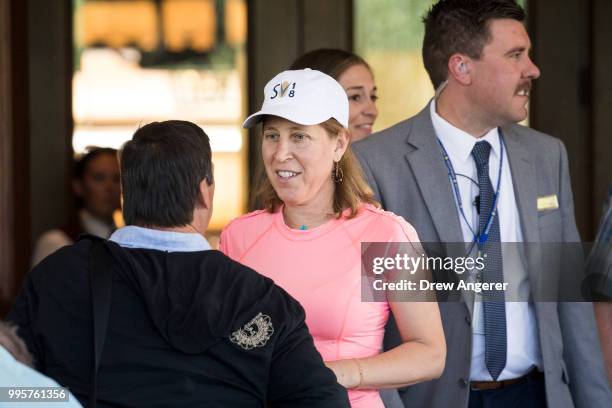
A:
436 130 505 250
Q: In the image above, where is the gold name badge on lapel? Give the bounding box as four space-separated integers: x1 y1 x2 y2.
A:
537 194 559 211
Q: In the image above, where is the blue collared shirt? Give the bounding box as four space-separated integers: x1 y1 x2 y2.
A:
109 226 211 252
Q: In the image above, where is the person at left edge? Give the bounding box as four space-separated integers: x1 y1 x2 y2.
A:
8 120 350 407
220 69 446 408
0 320 82 408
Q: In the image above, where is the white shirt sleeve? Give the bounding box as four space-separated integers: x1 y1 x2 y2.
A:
31 230 73 267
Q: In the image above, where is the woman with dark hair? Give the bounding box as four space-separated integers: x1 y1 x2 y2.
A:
31 147 120 266
290 48 379 141
221 69 445 407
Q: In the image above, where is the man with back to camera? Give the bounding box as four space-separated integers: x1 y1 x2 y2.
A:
353 0 611 407
8 120 350 407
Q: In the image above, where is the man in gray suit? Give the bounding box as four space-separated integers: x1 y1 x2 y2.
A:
353 0 611 407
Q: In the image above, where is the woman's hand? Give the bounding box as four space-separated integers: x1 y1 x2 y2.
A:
323 303 445 390
325 359 362 389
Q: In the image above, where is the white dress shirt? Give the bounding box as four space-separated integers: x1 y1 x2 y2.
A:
430 100 543 381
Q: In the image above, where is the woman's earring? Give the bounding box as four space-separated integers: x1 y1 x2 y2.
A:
332 161 344 183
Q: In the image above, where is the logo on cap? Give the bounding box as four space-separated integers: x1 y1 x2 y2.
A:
271 81 296 99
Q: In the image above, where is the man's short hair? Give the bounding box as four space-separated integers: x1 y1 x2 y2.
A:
120 120 213 227
422 0 526 89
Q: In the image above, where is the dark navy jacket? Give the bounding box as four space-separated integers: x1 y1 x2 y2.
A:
8 237 349 407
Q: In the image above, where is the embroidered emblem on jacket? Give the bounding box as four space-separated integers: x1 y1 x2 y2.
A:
230 313 274 350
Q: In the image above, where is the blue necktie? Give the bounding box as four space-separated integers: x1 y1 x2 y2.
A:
472 141 507 381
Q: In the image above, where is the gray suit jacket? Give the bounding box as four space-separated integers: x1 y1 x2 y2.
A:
353 105 611 408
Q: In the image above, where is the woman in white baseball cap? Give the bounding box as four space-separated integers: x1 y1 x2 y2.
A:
220 69 445 408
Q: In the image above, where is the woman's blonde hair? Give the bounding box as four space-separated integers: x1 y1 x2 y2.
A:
255 118 379 218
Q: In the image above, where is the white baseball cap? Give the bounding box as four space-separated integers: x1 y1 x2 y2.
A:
242 68 349 129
